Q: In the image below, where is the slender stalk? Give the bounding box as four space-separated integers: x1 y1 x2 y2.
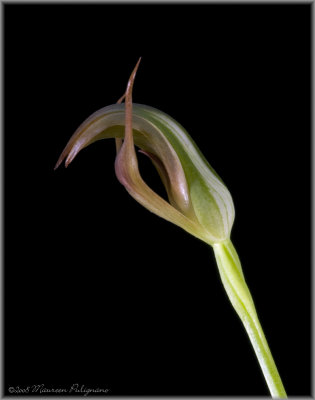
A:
213 240 287 398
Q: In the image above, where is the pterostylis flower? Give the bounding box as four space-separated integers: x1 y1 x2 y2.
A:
55 59 233 246
55 59 287 398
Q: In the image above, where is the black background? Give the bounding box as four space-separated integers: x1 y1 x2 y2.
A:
4 3 311 397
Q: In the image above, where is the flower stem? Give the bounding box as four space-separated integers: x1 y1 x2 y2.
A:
212 240 287 398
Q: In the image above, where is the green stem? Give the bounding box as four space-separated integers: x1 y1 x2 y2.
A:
212 239 287 398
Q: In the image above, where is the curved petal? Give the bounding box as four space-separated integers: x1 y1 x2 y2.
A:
114 62 211 243
54 106 127 169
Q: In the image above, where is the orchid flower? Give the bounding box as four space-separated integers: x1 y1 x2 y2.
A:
55 59 287 398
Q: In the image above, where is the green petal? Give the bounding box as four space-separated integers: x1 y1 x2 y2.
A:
127 104 235 241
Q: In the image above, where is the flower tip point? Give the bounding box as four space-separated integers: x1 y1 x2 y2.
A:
129 58 142 85
54 160 61 171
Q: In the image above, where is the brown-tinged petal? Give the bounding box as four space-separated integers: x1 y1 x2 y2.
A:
113 60 211 243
